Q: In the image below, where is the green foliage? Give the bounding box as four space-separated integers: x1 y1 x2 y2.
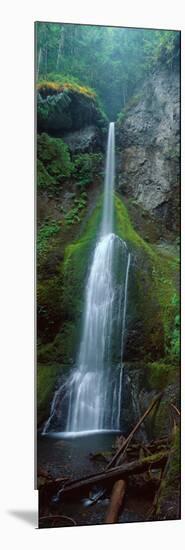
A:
73 153 103 188
114 193 152 252
36 22 180 119
37 322 77 365
37 159 54 189
146 361 176 391
37 102 50 128
64 194 87 225
170 293 180 359
37 74 96 98
37 220 61 261
63 197 103 318
37 133 73 189
115 193 179 361
37 89 73 132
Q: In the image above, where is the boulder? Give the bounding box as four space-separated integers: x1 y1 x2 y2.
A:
37 88 107 138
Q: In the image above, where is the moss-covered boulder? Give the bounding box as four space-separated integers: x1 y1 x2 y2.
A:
37 79 108 138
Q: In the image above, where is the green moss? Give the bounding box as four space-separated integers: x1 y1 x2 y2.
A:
37 321 77 365
37 275 63 343
37 363 62 423
37 76 96 99
62 196 103 318
115 194 152 252
146 361 176 391
37 77 108 134
114 193 179 359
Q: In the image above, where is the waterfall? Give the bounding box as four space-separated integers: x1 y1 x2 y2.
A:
101 122 115 236
43 122 130 435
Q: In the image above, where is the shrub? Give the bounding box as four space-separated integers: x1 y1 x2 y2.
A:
37 159 54 189
73 153 103 188
37 220 61 262
170 293 180 359
37 133 73 180
37 133 74 191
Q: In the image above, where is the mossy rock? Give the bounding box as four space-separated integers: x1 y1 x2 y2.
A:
62 196 103 318
37 78 96 99
37 321 77 365
114 193 179 361
37 363 63 425
37 83 108 136
145 361 177 392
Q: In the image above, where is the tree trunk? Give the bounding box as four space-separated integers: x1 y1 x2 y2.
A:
37 47 42 80
105 479 126 523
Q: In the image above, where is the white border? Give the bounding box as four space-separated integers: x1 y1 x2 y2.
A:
0 1 184 548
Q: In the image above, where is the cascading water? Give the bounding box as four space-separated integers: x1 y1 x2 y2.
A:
43 122 130 435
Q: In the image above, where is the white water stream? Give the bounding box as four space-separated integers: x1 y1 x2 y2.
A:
43 122 130 435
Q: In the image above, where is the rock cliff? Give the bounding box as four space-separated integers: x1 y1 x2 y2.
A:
117 68 180 237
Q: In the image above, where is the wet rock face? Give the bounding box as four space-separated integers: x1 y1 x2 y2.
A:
62 125 102 154
37 89 107 138
117 69 180 235
121 363 180 440
123 252 164 362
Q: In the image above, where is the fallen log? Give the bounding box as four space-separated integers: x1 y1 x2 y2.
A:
105 480 126 523
106 392 163 471
58 451 168 500
105 435 127 523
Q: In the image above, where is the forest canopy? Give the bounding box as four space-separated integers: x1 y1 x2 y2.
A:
36 23 180 119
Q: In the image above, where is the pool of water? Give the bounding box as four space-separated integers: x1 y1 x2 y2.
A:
38 430 153 528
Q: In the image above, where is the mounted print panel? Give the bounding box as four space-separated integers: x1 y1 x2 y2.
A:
35 22 180 528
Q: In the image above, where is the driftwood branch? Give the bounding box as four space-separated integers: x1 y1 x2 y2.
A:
106 393 163 471
58 451 168 500
105 479 126 523
170 403 180 417
104 437 127 523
